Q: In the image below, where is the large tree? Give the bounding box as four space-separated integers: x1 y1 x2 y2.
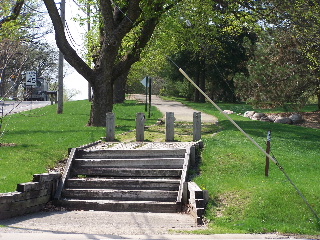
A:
128 0 260 102
43 0 181 126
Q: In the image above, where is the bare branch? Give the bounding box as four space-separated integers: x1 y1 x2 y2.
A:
43 0 94 83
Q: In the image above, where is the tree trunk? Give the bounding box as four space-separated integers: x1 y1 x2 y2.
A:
199 60 206 103
317 89 320 110
113 72 129 104
89 74 113 126
194 67 200 102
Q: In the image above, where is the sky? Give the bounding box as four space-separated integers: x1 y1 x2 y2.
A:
45 0 89 100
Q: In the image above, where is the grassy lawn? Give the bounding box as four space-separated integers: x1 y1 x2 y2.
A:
171 98 320 235
0 100 162 193
1 97 319 235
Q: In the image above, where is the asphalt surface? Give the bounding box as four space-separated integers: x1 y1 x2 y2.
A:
1 101 51 117
131 94 217 123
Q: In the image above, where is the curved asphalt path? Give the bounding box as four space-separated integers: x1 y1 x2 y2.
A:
132 94 217 123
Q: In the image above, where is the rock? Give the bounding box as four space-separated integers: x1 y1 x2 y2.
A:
251 112 266 120
260 116 272 122
267 114 278 122
289 113 304 124
223 110 234 114
244 111 255 118
274 117 293 124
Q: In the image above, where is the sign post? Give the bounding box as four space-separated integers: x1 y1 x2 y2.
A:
26 71 37 100
140 76 152 116
148 77 151 118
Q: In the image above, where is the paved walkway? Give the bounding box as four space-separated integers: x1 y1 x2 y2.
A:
131 94 217 123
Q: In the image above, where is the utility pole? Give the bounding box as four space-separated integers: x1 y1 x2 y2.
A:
57 0 65 114
87 1 92 102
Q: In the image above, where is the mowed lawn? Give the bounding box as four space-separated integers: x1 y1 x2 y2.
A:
0 100 162 193
1 98 319 235
175 99 320 235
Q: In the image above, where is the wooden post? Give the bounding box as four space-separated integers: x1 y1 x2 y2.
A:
265 130 271 177
166 112 175 142
106 112 115 141
136 112 146 141
193 112 201 141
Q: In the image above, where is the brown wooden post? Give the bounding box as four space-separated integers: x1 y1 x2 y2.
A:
265 130 271 177
106 112 115 141
166 112 175 142
193 112 201 141
136 112 146 142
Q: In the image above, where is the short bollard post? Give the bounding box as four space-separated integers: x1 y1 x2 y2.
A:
136 112 146 141
265 130 271 177
193 112 201 141
166 112 175 142
106 112 115 141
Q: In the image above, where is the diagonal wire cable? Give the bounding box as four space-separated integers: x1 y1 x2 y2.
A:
168 56 320 225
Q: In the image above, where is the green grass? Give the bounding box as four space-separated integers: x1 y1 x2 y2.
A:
1 97 320 235
170 98 320 235
0 100 162 193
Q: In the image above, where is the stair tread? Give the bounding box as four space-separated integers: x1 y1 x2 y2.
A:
60 199 177 204
64 188 178 192
74 158 185 160
74 167 183 170
67 178 180 183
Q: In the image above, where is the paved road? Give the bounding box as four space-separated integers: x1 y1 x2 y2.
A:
1 101 51 117
131 94 217 123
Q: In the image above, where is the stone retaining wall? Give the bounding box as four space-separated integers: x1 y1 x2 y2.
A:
0 172 61 220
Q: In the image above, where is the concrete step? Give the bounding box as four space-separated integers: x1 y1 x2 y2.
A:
71 168 182 178
65 178 181 190
77 149 187 159
61 189 178 201
73 158 185 169
55 199 181 212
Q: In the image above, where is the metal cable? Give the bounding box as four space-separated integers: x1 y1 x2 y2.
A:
168 57 320 225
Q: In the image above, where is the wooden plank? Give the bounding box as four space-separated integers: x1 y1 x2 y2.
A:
62 189 178 202
71 167 182 177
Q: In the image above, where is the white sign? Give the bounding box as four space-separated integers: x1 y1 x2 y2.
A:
141 77 151 87
26 71 37 86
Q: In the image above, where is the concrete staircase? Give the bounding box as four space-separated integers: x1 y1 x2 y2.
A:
55 142 197 213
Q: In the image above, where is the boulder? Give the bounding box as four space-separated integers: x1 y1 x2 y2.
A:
267 114 278 122
244 111 255 118
223 110 234 114
274 117 293 124
251 112 266 120
260 116 272 122
289 113 304 124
